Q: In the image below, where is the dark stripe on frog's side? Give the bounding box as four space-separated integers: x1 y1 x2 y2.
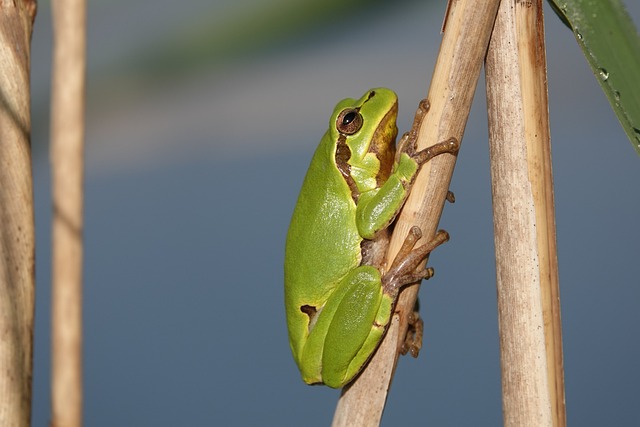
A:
337 134 390 269
335 134 360 203
335 92 398 203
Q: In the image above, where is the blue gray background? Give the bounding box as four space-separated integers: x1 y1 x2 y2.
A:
29 1 639 425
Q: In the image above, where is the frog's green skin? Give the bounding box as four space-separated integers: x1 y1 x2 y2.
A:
284 88 457 388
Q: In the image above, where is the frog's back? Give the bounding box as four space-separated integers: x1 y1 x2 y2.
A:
284 132 362 317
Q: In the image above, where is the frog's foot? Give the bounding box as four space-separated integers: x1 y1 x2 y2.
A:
397 96 460 164
396 99 431 156
382 226 449 294
413 137 460 165
446 190 455 203
400 307 424 358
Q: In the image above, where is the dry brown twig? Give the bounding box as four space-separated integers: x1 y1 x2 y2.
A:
0 2 37 426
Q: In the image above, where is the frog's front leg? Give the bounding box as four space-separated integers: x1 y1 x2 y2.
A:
395 99 431 157
396 98 460 165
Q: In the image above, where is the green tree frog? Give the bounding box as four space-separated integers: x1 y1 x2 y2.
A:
284 88 458 388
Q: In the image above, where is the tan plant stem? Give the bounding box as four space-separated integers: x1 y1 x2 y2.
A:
485 0 565 426
0 2 37 426
50 0 87 426
332 1 500 425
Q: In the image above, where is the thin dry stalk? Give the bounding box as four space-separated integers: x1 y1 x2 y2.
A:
0 2 37 426
50 0 87 426
485 0 565 426
332 1 500 425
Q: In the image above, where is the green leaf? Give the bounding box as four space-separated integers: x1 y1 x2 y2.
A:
549 0 640 155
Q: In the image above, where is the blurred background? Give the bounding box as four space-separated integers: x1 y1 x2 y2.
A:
29 1 639 425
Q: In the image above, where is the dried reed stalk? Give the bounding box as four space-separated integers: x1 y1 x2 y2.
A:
50 0 87 425
332 1 500 425
0 2 37 426
485 0 566 425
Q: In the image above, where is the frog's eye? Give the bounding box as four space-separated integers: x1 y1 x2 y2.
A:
336 108 363 135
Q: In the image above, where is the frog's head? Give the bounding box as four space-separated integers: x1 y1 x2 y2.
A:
331 88 399 193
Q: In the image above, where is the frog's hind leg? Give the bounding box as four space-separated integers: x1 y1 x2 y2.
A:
381 227 448 359
401 306 424 358
382 226 449 295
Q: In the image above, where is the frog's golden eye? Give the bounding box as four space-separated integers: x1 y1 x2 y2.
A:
336 108 363 135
